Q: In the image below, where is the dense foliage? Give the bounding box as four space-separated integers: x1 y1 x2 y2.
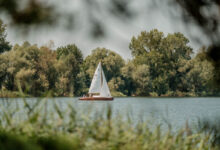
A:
0 20 219 97
128 29 217 96
0 20 11 54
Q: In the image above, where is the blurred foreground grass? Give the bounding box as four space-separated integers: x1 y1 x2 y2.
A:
0 97 218 150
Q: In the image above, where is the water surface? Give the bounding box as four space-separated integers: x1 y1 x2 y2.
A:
1 97 220 130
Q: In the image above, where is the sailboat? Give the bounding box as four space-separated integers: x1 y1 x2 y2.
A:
79 62 114 101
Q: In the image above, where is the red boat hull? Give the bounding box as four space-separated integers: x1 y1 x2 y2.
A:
79 97 114 101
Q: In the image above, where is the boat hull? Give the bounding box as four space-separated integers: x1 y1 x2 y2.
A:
79 97 114 101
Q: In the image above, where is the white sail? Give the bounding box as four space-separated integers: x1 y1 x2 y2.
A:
89 62 102 93
100 69 111 97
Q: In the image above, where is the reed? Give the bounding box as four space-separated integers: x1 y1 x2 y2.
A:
0 97 217 150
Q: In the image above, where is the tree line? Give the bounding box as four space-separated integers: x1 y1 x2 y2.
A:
0 20 219 97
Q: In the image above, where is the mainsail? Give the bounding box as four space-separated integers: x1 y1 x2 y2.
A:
89 62 102 93
89 62 111 97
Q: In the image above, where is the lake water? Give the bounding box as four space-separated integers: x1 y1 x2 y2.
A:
1 97 220 130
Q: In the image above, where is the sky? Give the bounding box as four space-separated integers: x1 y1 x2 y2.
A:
4 0 210 60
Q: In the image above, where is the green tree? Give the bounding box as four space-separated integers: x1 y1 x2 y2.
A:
0 19 11 53
129 29 164 58
120 61 136 96
0 42 59 96
108 77 126 96
132 64 151 96
83 48 126 96
0 55 9 89
56 44 83 96
84 47 125 82
179 47 218 96
0 43 30 91
129 29 193 96
83 47 125 96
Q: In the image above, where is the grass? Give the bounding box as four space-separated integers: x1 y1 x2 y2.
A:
0 97 218 150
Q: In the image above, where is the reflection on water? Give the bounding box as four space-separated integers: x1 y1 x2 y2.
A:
0 97 220 130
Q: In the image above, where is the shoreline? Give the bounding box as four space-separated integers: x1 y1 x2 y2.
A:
1 95 220 99
1 90 220 98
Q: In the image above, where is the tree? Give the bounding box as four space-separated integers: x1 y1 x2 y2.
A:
83 48 125 96
171 0 220 87
132 64 151 96
84 47 125 81
0 43 31 91
108 77 126 96
120 61 136 96
129 29 164 58
0 42 59 96
0 55 9 89
0 19 11 53
129 29 193 96
56 44 83 96
179 47 217 96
